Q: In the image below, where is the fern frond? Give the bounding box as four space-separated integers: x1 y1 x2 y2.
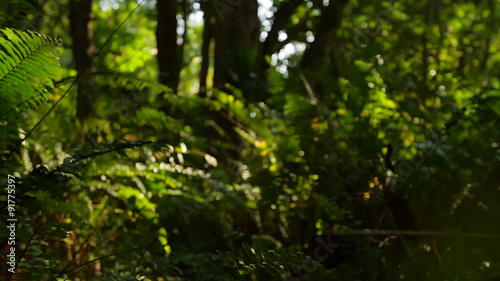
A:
94 71 176 103
0 0 36 29
216 240 320 279
0 28 62 119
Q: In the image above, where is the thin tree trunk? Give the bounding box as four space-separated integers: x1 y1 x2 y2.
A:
199 2 213 97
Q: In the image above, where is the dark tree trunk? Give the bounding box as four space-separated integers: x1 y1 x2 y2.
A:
213 0 260 102
300 0 348 74
156 0 180 93
69 0 96 122
197 0 262 163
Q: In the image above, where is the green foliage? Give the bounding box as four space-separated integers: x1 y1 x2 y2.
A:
215 240 320 280
0 28 61 118
0 0 36 29
1 0 500 281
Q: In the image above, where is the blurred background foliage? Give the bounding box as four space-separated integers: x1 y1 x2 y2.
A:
0 0 499 280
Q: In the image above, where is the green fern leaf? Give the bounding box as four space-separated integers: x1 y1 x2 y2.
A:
216 240 320 279
0 28 62 118
0 0 36 29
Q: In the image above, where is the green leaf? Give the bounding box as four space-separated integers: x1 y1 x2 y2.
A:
0 28 62 119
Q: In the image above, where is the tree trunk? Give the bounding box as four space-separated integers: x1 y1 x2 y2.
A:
213 0 260 102
300 0 348 73
199 2 214 98
69 0 96 122
156 0 180 93
198 0 262 162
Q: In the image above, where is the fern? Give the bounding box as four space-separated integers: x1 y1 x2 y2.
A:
95 72 169 93
92 71 179 105
0 27 62 119
215 240 320 280
0 0 36 29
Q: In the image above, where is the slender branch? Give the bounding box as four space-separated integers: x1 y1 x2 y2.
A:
325 228 500 239
8 220 43 279
131 239 154 275
62 267 86 281
50 245 145 281
22 0 145 144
